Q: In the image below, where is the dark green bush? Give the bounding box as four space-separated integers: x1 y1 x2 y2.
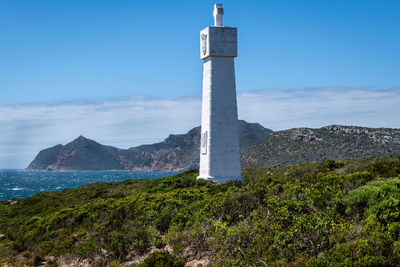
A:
137 250 185 267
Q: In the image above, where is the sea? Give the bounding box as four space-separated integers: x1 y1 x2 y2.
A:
0 169 179 201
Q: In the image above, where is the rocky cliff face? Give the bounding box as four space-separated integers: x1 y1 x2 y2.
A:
241 125 400 169
27 120 272 171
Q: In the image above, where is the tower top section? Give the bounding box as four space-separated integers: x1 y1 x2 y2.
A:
200 4 237 60
213 4 223 26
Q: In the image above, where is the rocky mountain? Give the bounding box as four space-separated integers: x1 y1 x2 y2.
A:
27 120 272 171
242 125 400 169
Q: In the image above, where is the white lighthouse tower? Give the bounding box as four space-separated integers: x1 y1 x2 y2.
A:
197 4 242 182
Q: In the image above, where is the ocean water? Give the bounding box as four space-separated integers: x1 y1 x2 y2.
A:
0 170 179 201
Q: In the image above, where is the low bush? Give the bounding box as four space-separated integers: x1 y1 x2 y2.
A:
1 155 400 265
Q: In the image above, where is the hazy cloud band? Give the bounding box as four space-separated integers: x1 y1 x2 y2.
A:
1 87 399 168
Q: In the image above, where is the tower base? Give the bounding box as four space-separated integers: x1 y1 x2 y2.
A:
197 175 243 183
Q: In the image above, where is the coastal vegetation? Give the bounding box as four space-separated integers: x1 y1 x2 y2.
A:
1 154 400 266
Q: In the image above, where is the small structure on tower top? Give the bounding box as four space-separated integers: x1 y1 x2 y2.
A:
213 4 224 26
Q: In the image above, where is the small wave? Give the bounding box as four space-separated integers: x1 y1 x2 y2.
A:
55 186 62 189
11 187 24 191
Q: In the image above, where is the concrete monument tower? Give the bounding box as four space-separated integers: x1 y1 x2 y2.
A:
197 4 242 182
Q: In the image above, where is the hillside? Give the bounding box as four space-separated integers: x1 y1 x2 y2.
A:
2 155 400 266
27 120 272 171
28 124 400 172
242 125 400 169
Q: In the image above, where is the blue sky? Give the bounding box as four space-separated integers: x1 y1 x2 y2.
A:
0 0 399 168
1 0 399 104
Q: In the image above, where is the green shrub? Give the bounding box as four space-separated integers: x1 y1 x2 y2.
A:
154 238 166 249
137 250 185 267
1 154 400 266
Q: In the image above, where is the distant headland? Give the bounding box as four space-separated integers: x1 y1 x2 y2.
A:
27 123 400 172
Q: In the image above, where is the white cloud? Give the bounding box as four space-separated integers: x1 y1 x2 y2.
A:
1 88 399 168
238 87 400 130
